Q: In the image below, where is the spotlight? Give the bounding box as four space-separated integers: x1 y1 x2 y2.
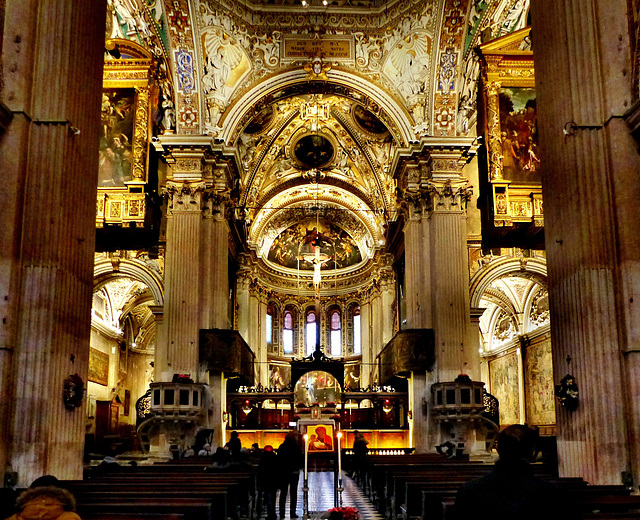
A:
323 0 328 4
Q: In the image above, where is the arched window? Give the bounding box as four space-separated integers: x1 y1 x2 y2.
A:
266 306 273 345
306 310 317 356
283 310 294 355
353 305 361 355
330 309 342 356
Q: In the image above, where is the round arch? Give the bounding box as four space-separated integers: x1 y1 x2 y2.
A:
469 257 547 309
94 258 164 306
220 68 416 147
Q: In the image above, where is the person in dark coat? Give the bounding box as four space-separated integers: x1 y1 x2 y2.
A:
257 445 279 520
453 424 575 520
351 431 368 482
225 430 242 461
277 431 304 519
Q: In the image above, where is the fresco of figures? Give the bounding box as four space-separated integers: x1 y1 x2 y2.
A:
499 87 539 184
268 218 362 270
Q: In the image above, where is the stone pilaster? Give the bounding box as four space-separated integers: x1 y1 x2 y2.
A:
531 0 640 485
0 0 106 485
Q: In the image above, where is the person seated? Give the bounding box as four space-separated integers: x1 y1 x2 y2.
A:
183 446 195 458
197 444 212 456
211 447 231 469
453 424 576 520
5 486 81 520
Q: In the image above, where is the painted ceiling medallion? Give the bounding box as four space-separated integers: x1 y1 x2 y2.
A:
293 134 335 169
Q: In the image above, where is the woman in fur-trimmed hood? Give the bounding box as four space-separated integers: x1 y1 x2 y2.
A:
5 486 81 520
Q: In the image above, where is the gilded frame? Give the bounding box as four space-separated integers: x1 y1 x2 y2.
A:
479 28 543 229
97 39 156 228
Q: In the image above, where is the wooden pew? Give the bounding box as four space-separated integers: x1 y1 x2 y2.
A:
74 465 256 520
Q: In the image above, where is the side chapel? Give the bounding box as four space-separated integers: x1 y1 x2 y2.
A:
1 0 640 494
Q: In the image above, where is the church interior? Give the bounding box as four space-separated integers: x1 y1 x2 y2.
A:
2 0 640 517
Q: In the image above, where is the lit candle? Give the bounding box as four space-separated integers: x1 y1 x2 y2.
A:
337 431 342 476
304 433 309 480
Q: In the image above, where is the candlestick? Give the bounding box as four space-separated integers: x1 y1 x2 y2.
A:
337 431 342 476
304 433 309 479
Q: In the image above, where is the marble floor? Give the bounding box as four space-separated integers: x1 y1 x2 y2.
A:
269 471 383 520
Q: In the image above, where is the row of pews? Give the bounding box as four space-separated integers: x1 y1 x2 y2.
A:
66 459 256 520
348 453 640 520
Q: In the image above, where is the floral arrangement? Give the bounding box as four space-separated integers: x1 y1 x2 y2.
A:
328 507 358 520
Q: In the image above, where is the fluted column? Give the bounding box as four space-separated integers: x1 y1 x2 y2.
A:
162 179 208 379
399 148 475 453
360 300 372 388
531 0 640 484
379 254 397 348
0 0 106 485
236 256 252 345
201 189 231 330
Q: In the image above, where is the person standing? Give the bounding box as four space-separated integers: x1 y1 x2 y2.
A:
277 431 303 519
225 430 242 461
257 445 279 520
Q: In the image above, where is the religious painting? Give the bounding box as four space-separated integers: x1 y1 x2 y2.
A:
305 423 335 452
243 106 275 135
344 364 361 391
524 337 556 425
352 105 389 137
489 351 520 425
88 348 109 386
269 364 291 390
498 87 539 184
479 28 542 237
99 88 135 187
267 218 362 270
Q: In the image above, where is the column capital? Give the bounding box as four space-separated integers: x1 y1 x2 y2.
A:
162 181 233 220
154 135 237 190
400 179 473 219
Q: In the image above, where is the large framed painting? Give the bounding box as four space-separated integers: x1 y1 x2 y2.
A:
88 348 109 386
489 350 520 426
498 87 539 184
479 28 544 240
524 335 556 426
97 39 157 228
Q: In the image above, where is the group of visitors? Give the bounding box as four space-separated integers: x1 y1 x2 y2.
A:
257 430 304 520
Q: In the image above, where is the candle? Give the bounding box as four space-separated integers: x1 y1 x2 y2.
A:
337 431 342 476
304 433 309 480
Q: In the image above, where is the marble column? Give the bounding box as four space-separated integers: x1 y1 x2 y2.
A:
531 0 640 484
0 0 106 485
161 178 208 380
157 142 232 382
360 300 372 388
400 149 475 452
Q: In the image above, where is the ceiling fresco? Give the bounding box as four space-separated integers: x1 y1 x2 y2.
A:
267 218 363 271
102 0 532 291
